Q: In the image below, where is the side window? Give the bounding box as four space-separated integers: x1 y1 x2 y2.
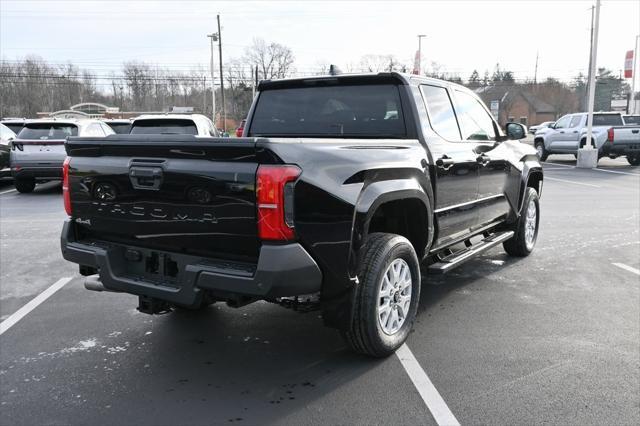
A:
85 124 105 137
569 115 582 128
453 90 496 141
554 115 571 129
420 85 461 141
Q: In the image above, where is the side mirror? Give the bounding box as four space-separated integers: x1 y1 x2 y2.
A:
505 122 526 140
548 123 556 129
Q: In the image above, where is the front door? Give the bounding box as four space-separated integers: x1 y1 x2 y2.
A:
451 89 511 228
546 114 573 151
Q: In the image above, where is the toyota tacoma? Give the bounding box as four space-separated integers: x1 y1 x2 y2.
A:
61 73 543 357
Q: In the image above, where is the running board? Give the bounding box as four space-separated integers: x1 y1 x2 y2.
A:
428 231 514 274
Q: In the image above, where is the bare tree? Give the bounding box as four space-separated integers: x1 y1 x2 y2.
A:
244 38 295 80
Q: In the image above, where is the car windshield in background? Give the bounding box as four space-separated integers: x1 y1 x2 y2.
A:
593 114 623 126
2 123 24 134
249 84 406 138
18 123 78 139
130 119 198 135
623 115 640 125
106 123 131 134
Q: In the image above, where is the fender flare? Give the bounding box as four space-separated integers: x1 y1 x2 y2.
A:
348 177 434 276
518 162 543 213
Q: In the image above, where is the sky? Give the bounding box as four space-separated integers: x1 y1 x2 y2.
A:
1 0 639 88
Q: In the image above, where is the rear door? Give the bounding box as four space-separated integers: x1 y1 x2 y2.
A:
420 84 480 248
559 114 584 151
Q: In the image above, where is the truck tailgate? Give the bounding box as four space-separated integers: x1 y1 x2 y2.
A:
66 135 261 261
612 126 640 144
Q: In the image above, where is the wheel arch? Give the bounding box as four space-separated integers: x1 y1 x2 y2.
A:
349 177 434 277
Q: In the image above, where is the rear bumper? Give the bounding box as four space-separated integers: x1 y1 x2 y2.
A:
12 162 63 180
601 142 640 156
60 220 322 307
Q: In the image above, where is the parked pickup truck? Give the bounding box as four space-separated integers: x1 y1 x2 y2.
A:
533 111 640 165
11 119 115 193
61 73 543 357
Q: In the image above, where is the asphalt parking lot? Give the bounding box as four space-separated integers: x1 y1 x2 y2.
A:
0 155 638 425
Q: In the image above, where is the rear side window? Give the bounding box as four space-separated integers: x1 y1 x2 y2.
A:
421 85 461 141
249 84 406 138
130 119 198 135
593 114 623 126
453 90 496 141
106 123 131 134
18 123 78 140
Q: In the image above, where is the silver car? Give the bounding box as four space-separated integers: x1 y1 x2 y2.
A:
10 118 114 193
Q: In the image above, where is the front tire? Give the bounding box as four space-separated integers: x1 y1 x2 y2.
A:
534 141 548 161
343 233 420 358
503 188 540 257
627 155 640 166
14 178 35 193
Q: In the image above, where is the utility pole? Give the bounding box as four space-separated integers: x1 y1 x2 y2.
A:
585 5 595 111
202 76 206 114
632 35 639 114
217 14 226 133
417 35 426 75
207 33 217 126
534 51 539 86
252 65 257 98
577 0 601 169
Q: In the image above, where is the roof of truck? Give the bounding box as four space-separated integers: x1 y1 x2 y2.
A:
257 72 461 90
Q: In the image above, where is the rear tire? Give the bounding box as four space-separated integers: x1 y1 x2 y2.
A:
343 233 420 358
503 188 540 257
534 141 548 161
14 178 35 193
627 155 640 166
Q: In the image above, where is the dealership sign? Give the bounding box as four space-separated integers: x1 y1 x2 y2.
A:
624 50 634 78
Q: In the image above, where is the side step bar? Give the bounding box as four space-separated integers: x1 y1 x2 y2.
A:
428 231 514 274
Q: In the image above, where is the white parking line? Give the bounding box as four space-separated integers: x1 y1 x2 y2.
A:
544 177 601 188
0 188 17 195
542 162 574 168
592 168 640 176
612 263 640 276
0 277 73 336
396 344 460 426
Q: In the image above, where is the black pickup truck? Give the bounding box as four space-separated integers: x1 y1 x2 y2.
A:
61 73 542 357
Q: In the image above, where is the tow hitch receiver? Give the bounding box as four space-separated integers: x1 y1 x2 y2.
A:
137 295 172 315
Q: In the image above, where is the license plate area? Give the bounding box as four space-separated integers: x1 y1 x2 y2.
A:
117 247 181 288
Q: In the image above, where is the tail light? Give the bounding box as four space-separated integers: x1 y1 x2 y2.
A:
607 127 614 143
62 157 72 216
256 165 301 241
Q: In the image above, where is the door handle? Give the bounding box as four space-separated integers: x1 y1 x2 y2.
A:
476 154 490 166
436 156 455 170
559 131 565 134
572 130 578 133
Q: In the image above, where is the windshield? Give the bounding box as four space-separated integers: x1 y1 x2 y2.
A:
249 84 406 138
106 123 131 134
593 114 623 126
18 123 78 139
130 119 198 135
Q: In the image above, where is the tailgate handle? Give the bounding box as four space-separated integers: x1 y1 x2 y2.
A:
632 130 639 134
129 166 163 190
